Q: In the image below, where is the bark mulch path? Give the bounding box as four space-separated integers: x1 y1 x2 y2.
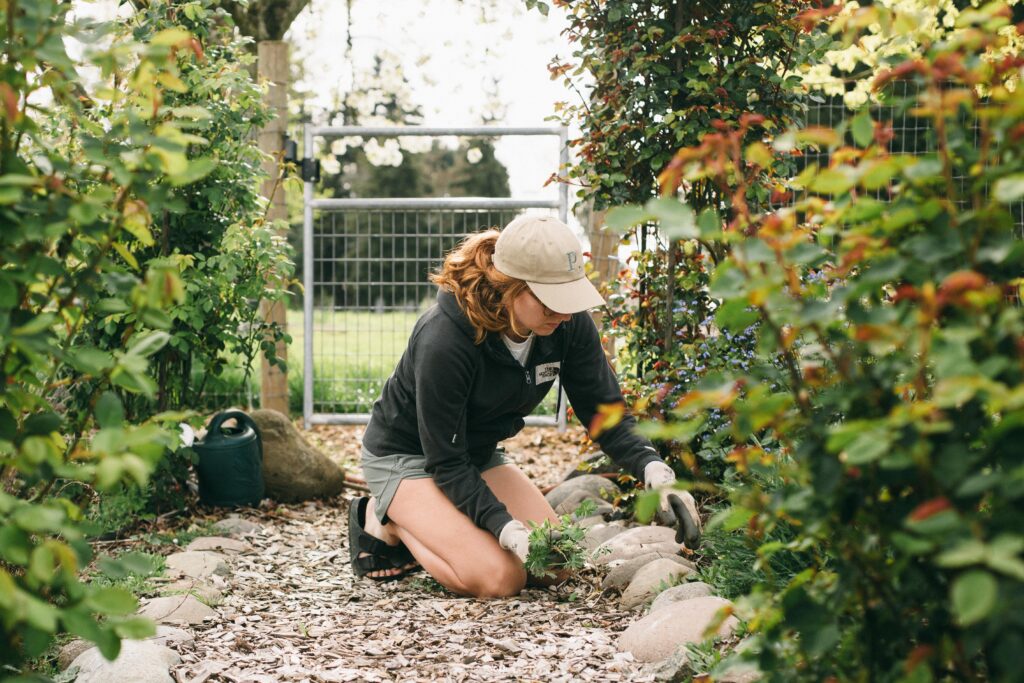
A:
171 426 655 683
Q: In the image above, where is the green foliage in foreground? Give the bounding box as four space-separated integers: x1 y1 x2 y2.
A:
610 3 1024 680
0 0 277 673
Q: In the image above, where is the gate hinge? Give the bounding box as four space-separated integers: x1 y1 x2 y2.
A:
301 157 320 183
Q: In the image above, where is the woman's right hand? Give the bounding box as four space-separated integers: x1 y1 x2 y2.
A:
498 520 530 562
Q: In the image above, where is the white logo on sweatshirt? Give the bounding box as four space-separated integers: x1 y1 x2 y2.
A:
535 362 561 384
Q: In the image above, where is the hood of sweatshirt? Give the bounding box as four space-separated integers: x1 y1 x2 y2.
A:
436 288 527 367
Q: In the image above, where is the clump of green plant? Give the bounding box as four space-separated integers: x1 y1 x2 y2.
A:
525 500 597 579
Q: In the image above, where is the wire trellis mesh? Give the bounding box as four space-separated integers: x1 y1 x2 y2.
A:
307 207 545 417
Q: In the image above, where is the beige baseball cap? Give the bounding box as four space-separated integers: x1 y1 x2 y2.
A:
492 214 606 314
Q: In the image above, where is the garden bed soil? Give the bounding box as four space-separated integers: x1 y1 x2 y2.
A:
170 426 657 682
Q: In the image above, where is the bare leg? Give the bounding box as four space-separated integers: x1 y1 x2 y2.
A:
381 464 558 598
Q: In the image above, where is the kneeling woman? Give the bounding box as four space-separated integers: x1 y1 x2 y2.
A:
349 215 696 597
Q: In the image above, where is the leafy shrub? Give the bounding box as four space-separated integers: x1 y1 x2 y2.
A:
75 0 294 423
610 2 1024 678
0 0 237 670
528 0 827 488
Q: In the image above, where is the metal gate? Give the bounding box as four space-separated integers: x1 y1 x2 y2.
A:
302 125 570 429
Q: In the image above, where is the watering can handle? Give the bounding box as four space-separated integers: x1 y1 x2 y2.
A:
205 411 263 462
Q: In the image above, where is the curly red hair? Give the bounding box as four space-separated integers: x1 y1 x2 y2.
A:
430 230 530 344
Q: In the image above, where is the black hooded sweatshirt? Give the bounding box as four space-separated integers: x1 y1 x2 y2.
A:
362 288 664 538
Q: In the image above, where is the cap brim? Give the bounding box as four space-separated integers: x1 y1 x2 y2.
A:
528 277 606 314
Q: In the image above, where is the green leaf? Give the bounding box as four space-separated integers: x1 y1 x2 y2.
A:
12 505 65 533
67 347 115 375
808 167 856 195
951 570 997 626
125 330 170 358
24 594 59 632
604 205 650 233
113 616 156 639
697 208 721 238
87 587 138 616
936 539 987 567
0 526 31 565
62 607 105 644
646 198 697 240
0 276 16 308
850 110 874 148
169 157 217 186
993 174 1024 203
715 298 759 332
633 489 661 524
95 391 125 429
97 551 160 579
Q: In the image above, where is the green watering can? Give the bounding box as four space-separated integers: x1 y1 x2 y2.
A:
194 410 264 508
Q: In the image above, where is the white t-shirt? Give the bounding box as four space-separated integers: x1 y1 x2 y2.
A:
502 333 535 367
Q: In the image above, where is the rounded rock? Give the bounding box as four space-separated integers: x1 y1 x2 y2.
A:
165 551 229 580
545 474 619 510
138 595 217 625
618 596 740 663
602 552 697 591
583 523 629 553
211 515 262 536
69 641 180 683
620 558 694 609
592 525 679 565
649 581 716 613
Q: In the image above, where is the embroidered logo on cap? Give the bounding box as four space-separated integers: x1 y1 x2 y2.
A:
566 252 577 272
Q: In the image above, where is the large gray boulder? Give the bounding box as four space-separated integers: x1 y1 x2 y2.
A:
545 474 619 510
602 552 697 591
649 581 715 613
68 641 180 683
620 558 694 609
252 409 346 502
618 596 740 662
592 525 680 565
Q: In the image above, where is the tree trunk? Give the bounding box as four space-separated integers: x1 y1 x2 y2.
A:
258 41 290 414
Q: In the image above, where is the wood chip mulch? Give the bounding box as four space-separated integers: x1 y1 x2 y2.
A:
172 426 655 683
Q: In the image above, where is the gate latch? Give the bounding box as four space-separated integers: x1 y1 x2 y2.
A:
300 157 321 183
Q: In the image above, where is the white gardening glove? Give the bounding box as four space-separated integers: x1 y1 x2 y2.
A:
498 520 530 563
644 461 702 549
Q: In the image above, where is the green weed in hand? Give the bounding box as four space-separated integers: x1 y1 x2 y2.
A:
524 500 596 579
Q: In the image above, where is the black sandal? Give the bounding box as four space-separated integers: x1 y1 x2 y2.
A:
348 496 420 582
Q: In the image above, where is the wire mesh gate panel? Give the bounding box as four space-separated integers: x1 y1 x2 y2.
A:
302 127 569 428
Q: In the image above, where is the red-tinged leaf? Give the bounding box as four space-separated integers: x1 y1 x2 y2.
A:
0 82 19 121
908 497 951 522
905 645 934 673
588 401 625 439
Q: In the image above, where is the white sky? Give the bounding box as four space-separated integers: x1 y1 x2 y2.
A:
70 0 583 209
287 0 578 201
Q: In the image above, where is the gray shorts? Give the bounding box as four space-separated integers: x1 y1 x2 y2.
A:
361 446 508 524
